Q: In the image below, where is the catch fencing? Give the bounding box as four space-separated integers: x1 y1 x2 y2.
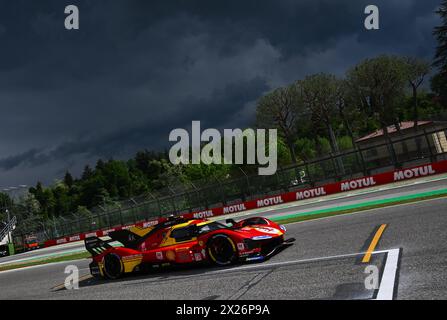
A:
10 126 447 246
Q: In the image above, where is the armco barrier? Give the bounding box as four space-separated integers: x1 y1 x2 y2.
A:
43 160 447 248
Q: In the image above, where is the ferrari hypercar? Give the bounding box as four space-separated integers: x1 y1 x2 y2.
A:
85 215 295 279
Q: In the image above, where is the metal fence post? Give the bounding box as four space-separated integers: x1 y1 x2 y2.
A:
148 192 161 219
304 162 313 187
237 167 251 200
220 182 226 206
275 167 283 192
330 153 340 181
423 129 435 162
167 187 178 215
357 146 368 176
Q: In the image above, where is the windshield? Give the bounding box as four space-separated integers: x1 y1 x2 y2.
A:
197 221 228 234
170 221 228 241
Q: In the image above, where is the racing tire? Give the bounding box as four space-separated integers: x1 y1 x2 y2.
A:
103 253 124 280
207 234 238 266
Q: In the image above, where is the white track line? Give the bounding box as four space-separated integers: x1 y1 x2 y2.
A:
375 248 401 300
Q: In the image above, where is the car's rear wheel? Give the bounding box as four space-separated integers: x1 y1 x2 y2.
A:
103 253 124 279
207 234 237 266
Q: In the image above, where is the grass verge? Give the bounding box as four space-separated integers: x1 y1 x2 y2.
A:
272 190 447 225
0 251 91 272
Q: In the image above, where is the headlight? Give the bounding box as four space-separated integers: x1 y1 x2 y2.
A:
280 225 286 232
251 235 272 240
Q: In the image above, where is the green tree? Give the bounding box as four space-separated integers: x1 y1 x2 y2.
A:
29 183 56 219
402 57 431 130
256 85 303 163
431 73 447 106
81 165 94 180
0 193 13 221
298 73 343 155
346 55 408 164
294 138 316 162
52 181 71 217
64 171 74 188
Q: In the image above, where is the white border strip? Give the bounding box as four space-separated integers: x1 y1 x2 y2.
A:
375 248 400 300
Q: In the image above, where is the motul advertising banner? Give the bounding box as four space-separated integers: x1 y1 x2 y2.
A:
43 160 447 248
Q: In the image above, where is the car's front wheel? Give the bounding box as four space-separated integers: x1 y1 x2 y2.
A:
207 234 238 266
103 253 124 279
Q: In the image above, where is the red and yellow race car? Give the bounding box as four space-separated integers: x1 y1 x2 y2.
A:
85 215 295 279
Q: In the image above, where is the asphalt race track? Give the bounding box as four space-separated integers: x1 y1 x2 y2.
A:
0 179 446 299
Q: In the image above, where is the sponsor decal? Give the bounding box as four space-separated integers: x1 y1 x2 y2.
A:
257 196 283 207
239 248 260 257
223 203 246 214
394 165 435 181
237 242 245 251
254 227 281 235
56 238 68 244
102 229 115 235
122 254 143 261
69 235 81 242
156 252 163 260
341 177 376 191
85 232 97 238
296 187 326 200
143 220 158 228
193 210 214 219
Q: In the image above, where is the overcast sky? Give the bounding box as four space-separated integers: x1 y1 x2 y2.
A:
0 0 442 187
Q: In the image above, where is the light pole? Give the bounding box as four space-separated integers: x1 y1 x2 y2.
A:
4 209 11 243
1 185 28 246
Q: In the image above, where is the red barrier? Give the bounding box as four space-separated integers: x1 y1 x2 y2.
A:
43 160 447 248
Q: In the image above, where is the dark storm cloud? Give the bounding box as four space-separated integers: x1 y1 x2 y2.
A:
0 149 42 170
0 77 267 171
0 0 442 185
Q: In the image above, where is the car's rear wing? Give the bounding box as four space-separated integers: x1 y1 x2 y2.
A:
84 236 113 257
